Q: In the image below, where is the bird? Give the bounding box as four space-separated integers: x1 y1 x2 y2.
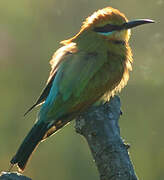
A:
10 6 154 172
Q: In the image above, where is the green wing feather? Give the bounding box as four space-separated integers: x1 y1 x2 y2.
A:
45 49 110 120
59 51 108 101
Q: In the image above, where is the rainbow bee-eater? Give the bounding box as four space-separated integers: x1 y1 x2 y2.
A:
10 7 154 171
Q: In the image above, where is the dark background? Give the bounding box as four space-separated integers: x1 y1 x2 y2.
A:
0 0 163 179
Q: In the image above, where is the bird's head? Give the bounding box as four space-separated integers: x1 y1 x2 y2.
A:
61 7 154 45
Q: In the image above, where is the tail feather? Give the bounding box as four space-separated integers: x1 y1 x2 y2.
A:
10 122 48 171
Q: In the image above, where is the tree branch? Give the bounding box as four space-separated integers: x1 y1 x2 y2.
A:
0 172 32 180
75 96 138 180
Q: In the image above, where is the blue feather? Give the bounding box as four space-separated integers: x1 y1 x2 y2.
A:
98 31 114 36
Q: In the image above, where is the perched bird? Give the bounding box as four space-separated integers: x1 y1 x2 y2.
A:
10 7 154 171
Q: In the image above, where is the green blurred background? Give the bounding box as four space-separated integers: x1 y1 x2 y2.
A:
0 0 163 179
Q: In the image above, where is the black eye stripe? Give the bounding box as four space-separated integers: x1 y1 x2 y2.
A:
94 24 122 33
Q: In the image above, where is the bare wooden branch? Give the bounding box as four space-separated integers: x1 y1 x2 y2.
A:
75 96 138 180
0 172 31 180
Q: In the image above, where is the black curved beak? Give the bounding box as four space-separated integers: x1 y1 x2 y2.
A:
123 19 155 29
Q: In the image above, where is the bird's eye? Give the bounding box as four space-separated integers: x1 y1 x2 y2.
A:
93 24 122 33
